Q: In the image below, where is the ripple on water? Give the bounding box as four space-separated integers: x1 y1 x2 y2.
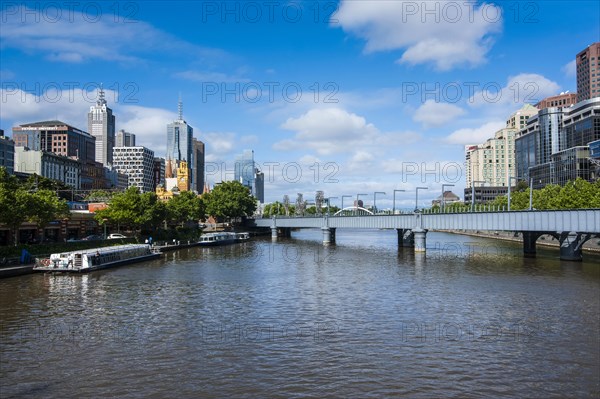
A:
1 232 599 398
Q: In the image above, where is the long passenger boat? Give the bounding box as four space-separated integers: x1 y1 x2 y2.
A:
34 244 160 273
198 232 251 246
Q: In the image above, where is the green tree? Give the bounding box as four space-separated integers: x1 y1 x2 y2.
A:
28 190 70 236
138 192 168 231
263 202 296 218
85 190 116 202
0 169 33 245
203 181 257 223
167 191 206 226
95 187 143 232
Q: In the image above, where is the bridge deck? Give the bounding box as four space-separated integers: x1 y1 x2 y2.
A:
252 210 600 233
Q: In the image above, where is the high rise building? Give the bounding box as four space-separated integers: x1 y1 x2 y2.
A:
153 157 166 191
535 93 578 109
12 120 95 161
192 138 205 193
466 104 537 188
235 149 255 189
166 99 194 184
88 87 116 165
254 168 264 203
116 129 136 147
505 104 539 130
112 146 155 193
0 130 15 174
14 147 81 188
576 42 600 102
515 98 600 188
11 120 107 189
464 104 538 203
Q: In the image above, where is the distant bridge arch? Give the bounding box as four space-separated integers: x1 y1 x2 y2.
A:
333 206 374 216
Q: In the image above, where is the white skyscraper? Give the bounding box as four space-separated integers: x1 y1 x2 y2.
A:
88 87 116 166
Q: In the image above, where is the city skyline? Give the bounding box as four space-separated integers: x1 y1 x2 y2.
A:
1 1 599 208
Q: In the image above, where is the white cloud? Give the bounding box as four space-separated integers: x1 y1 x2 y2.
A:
173 70 249 84
298 154 322 165
202 132 236 155
445 121 505 145
0 6 226 64
469 73 560 107
118 106 177 156
276 108 380 155
413 100 466 128
351 150 374 163
333 1 502 70
562 60 576 78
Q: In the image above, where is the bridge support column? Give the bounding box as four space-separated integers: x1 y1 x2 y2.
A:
272 227 291 240
522 231 541 257
321 227 335 245
397 229 414 248
559 232 584 261
413 229 427 253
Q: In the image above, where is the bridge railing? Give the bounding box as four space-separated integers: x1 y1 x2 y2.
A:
252 207 600 219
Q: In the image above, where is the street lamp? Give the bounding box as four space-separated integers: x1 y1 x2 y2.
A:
326 197 338 216
341 195 352 215
471 180 486 211
393 189 405 215
102 218 108 239
415 187 428 212
441 184 454 212
356 193 368 215
507 176 519 211
374 192 386 214
529 178 535 210
341 195 352 210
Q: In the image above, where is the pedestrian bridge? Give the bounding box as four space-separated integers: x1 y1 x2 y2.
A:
248 209 600 261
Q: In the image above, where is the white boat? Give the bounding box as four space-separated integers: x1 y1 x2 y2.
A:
235 232 250 242
198 232 238 246
34 244 160 273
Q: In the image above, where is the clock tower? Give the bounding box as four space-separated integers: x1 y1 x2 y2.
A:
177 160 190 192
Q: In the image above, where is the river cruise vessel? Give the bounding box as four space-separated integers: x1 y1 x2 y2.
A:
235 232 250 242
198 232 238 246
34 244 160 273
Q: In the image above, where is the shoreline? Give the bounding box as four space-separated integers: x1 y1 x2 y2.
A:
442 230 600 254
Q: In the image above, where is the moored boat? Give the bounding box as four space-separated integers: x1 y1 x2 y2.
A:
198 232 238 246
235 232 250 242
34 244 160 273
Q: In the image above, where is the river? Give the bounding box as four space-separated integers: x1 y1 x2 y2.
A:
1 230 599 398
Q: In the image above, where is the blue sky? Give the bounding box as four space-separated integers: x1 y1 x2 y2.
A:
1 1 599 209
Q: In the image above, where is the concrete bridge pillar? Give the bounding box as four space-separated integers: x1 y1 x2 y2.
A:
522 231 542 257
413 229 427 253
559 232 585 261
321 227 331 245
397 229 414 248
321 227 335 245
271 227 291 240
